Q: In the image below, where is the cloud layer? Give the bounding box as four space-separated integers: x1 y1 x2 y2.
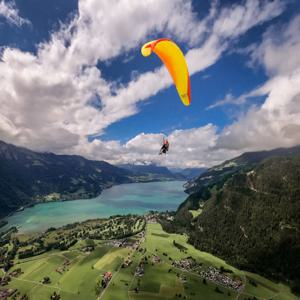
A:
216 15 300 153
1 0 297 168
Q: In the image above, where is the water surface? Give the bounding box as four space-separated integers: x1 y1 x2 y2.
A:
3 181 186 233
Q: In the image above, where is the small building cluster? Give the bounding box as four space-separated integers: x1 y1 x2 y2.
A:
145 214 158 223
0 288 16 300
82 246 94 253
122 257 133 268
108 239 138 249
108 240 123 247
123 240 139 249
0 276 10 287
8 268 23 278
200 267 244 292
146 218 157 224
172 258 197 270
101 271 112 287
152 255 161 264
56 259 71 274
134 264 144 277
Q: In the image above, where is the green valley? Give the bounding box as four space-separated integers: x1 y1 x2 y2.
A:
1 215 297 300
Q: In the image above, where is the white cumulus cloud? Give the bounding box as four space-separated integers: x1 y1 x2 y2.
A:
0 0 291 168
216 15 300 154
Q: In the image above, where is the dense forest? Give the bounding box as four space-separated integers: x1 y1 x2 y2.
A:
160 147 300 294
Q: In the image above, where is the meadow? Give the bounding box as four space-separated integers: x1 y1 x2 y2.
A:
1 218 298 300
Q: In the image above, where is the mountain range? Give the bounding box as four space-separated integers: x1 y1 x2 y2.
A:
0 140 187 219
118 163 185 180
0 140 136 218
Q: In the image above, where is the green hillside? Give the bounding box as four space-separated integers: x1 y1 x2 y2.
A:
0 140 137 218
1 218 297 300
161 152 300 295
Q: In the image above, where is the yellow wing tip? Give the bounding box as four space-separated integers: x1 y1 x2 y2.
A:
141 41 155 57
180 94 191 106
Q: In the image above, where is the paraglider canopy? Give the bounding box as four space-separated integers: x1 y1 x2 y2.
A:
141 38 191 106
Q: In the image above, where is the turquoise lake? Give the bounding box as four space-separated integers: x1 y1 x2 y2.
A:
3 181 186 233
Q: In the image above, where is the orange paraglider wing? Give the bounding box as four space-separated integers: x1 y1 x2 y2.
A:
141 38 191 106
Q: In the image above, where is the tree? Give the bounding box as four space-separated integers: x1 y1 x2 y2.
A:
85 239 95 248
4 260 13 271
95 285 101 295
43 276 51 284
215 287 223 294
291 280 300 296
50 292 61 300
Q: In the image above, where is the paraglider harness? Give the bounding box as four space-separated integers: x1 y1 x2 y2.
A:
159 138 169 155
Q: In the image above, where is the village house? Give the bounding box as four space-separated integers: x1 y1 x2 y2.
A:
152 255 161 263
122 240 136 249
134 265 144 277
82 246 94 253
108 240 123 248
102 271 112 287
0 276 10 287
122 257 133 268
8 268 22 278
0 288 16 300
56 259 71 274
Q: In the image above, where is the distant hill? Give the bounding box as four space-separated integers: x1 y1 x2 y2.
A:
0 140 138 218
184 145 300 195
119 164 206 181
160 145 300 290
118 164 185 180
172 167 206 180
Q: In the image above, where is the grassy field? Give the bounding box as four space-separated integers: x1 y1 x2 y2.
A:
3 233 136 298
189 209 203 218
119 223 298 300
94 222 299 300
93 247 128 271
2 220 298 300
6 247 111 300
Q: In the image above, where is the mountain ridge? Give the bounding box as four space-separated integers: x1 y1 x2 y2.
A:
184 144 300 195
118 163 183 180
0 140 170 218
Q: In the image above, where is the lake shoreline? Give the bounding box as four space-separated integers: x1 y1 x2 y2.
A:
1 179 186 222
2 181 187 233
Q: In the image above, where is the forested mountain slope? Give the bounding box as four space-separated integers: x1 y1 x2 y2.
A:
161 148 300 292
0 140 134 218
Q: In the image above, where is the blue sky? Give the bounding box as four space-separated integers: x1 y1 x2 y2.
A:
1 0 300 168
